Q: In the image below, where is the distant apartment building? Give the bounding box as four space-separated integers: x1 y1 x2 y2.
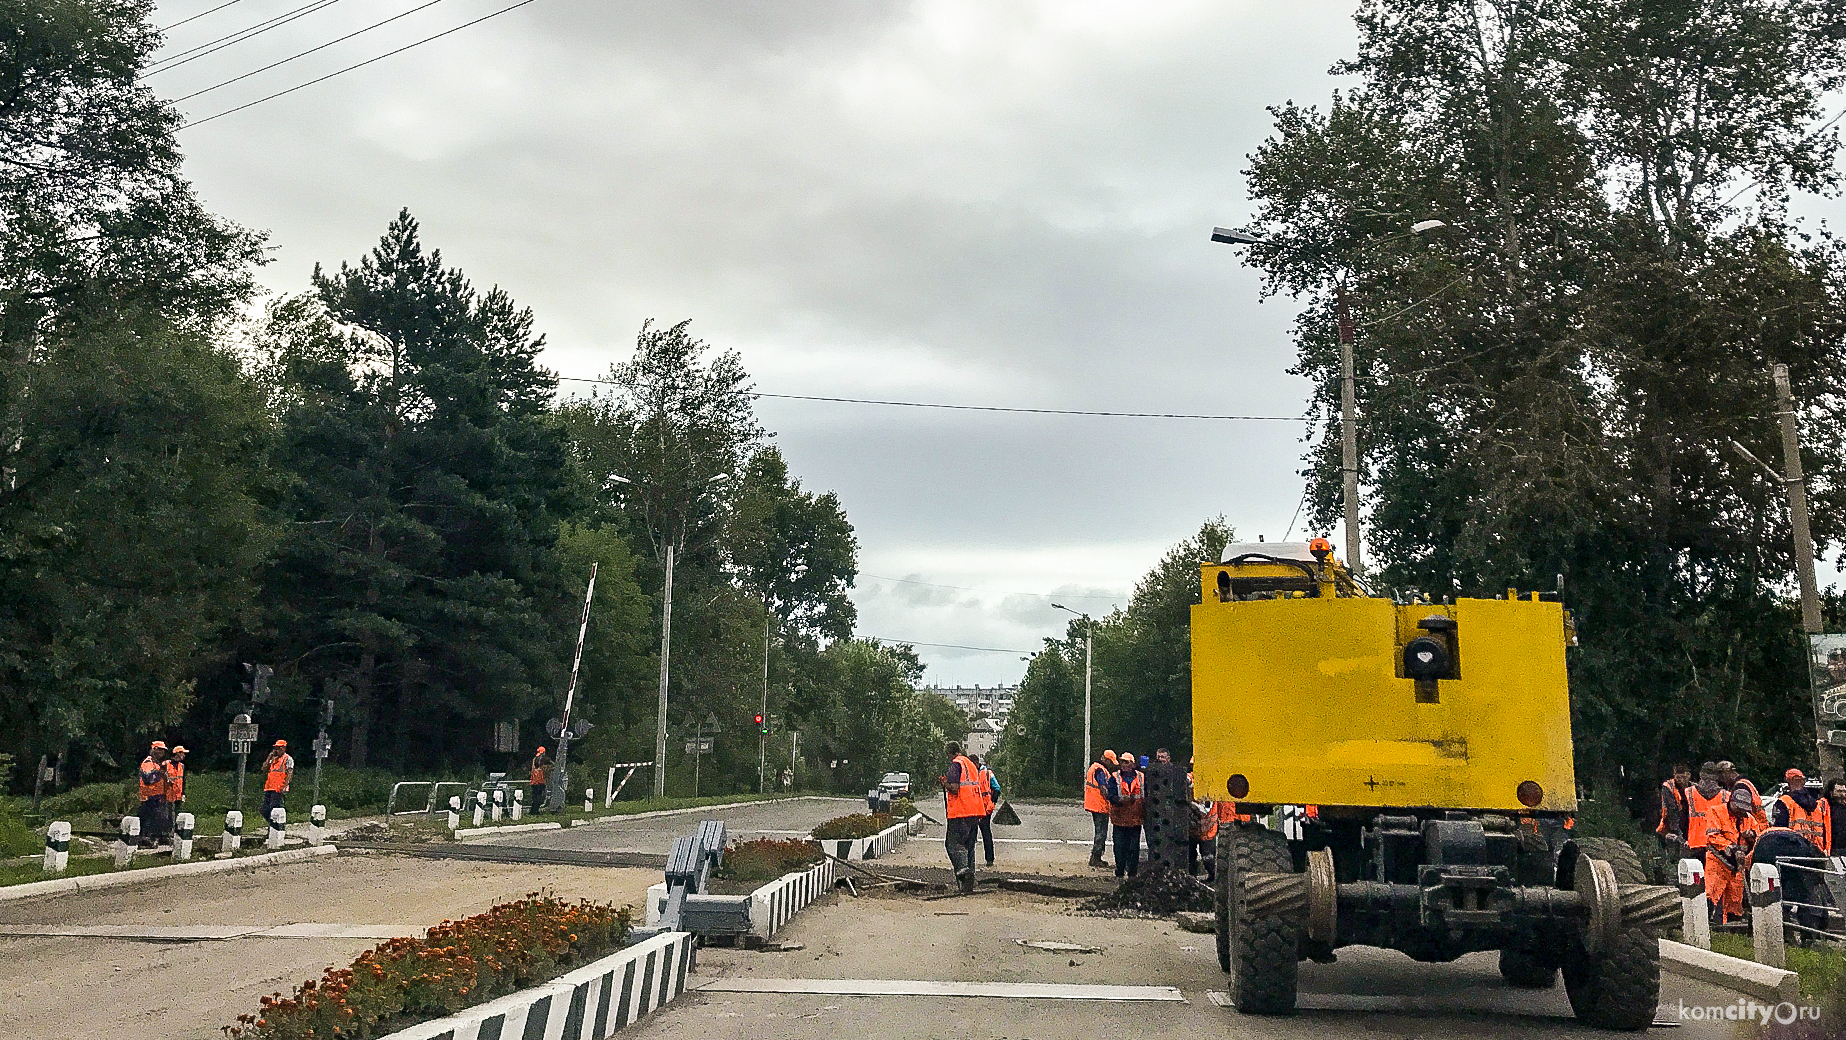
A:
921 684 1018 756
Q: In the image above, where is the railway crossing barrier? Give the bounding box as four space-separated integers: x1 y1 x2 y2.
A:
630 820 729 943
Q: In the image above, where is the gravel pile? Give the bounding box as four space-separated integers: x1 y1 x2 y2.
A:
1080 868 1213 915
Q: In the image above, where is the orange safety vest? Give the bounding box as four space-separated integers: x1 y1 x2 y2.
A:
164 760 185 802
1735 778 1769 833
1686 786 1726 849
137 757 166 801
263 753 293 793
976 767 996 814
944 755 985 819
1109 771 1145 828
1656 779 1681 835
531 758 550 786
1778 793 1832 851
1695 788 1741 850
1084 762 1112 813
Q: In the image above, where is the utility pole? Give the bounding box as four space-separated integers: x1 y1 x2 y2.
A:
1772 365 1839 776
654 542 674 799
1335 286 1362 574
759 607 770 794
1051 603 1093 769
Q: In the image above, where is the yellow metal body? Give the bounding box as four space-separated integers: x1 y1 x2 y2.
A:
1191 557 1578 813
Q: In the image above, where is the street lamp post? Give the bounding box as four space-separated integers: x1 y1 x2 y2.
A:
1211 220 1450 575
1051 604 1092 769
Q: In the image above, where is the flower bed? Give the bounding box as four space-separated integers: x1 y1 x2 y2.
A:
811 812 891 840
713 838 822 887
225 893 631 1039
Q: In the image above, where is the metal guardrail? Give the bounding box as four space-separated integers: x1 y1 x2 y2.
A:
1762 855 1845 939
386 780 486 816
385 781 433 817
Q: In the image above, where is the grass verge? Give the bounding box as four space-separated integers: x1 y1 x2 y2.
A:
1710 931 1846 999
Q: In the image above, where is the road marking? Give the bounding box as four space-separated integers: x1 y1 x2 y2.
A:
0 923 413 941
700 978 1185 1001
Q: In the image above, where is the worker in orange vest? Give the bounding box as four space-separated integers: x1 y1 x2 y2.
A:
136 741 170 847
970 753 999 867
165 746 188 818
530 746 552 809
1754 768 1834 938
260 740 294 826
1188 758 1224 881
939 740 985 893
1085 750 1116 868
1771 768 1833 850
1690 764 1746 924
1656 763 1691 860
1717 760 1769 832
1107 752 1145 878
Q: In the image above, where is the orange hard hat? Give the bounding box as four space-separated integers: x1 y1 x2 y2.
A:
536 746 547 754
274 739 287 747
150 740 168 750
1102 750 1117 763
171 746 188 755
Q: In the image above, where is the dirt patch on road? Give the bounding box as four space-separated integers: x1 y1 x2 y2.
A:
1079 868 1213 916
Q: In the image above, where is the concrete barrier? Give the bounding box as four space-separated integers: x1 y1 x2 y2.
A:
42 822 70 874
453 820 562 841
222 810 243 854
375 930 695 1040
812 815 916 862
644 859 837 938
0 844 339 904
1659 939 1800 1004
174 813 195 862
113 816 138 868
266 807 288 850
307 805 327 847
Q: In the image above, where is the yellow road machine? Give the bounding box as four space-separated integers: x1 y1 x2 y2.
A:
1192 540 1678 1029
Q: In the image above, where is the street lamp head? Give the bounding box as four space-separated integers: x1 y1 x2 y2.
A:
603 473 632 489
1211 226 1269 246
1050 602 1067 610
1411 219 1450 234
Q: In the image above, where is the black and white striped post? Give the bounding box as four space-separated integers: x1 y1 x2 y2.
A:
266 806 287 850
1676 857 1710 949
491 787 504 823
511 789 524 821
42 822 70 873
447 795 461 831
174 813 195 862
114 816 138 868
473 790 487 828
1749 861 1785 968
307 805 326 846
222 810 243 854
584 787 593 813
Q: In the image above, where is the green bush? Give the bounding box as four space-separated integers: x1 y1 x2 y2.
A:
890 797 916 819
716 838 822 884
40 779 136 818
812 813 891 840
0 799 38 857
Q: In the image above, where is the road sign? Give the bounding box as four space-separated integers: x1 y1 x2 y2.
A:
229 718 258 746
313 734 332 760
684 738 714 754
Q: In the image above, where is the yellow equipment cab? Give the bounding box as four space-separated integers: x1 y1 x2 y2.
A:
1191 540 1676 1029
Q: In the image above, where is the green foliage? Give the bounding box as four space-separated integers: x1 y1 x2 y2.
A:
991 644 1085 797
796 639 966 795
0 798 37 857
39 778 135 818
1243 0 1846 820
716 837 821 883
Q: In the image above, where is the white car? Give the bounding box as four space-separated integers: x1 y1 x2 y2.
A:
878 772 912 798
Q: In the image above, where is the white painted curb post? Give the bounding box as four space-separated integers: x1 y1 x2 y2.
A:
174 813 195 862
1677 857 1710 950
447 795 461 831
266 807 287 850
1749 861 1785 969
307 805 326 846
43 822 70 873
473 791 486 828
511 789 523 821
584 788 593 813
491 788 504 823
222 810 243 854
114 816 138 868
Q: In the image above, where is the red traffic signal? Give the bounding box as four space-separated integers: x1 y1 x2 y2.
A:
754 713 768 734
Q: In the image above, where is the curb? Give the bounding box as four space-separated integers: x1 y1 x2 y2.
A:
812 815 916 861
378 930 695 1040
454 821 562 841
0 845 339 903
1659 939 1800 1003
567 795 860 830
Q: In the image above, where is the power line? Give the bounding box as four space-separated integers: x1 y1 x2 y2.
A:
171 0 456 104
861 573 1119 602
146 0 346 77
553 375 1302 422
866 636 1038 655
179 0 545 129
159 0 249 33
1722 104 1846 209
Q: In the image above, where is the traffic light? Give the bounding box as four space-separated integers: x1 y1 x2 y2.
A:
754 713 768 734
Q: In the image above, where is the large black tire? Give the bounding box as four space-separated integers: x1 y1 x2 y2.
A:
1561 838 1660 1031
1223 825 1300 1015
1498 946 1558 988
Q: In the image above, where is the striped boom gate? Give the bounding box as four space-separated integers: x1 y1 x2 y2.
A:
377 931 695 1040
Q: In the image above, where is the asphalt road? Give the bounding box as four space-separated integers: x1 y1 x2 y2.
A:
474 796 868 854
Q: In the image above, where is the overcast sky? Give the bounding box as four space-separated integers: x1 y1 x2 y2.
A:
151 0 1846 686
